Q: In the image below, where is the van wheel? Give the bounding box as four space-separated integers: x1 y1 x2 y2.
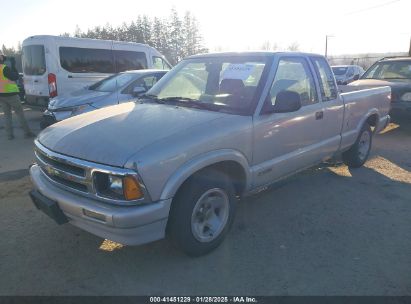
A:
168 169 237 257
343 124 372 168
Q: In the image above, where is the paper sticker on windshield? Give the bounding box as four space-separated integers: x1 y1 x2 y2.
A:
222 64 255 80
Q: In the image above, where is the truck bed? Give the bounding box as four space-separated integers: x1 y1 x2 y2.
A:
338 85 391 151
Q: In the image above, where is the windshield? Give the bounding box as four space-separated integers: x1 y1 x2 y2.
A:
89 73 137 92
145 56 270 114
332 67 348 76
362 61 411 80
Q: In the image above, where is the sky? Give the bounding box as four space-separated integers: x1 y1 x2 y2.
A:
1 0 410 56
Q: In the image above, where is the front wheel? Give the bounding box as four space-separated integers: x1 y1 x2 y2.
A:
342 124 373 168
168 169 237 257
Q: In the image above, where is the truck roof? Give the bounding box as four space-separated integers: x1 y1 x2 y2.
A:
186 51 325 59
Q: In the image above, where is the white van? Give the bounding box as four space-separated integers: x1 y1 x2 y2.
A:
22 35 171 107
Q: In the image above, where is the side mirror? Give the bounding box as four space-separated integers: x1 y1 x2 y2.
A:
272 91 302 113
353 74 360 81
132 86 146 97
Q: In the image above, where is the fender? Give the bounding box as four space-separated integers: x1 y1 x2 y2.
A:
358 108 380 133
159 149 251 201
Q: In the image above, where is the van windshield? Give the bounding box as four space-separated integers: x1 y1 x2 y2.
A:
89 73 136 92
22 45 46 75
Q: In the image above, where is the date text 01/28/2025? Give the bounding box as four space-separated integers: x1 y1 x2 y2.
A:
149 296 257 303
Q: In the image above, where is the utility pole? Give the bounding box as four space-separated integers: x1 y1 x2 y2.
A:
409 37 411 56
325 35 334 58
325 35 328 58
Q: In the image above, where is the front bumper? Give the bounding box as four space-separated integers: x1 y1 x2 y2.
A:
25 95 49 108
29 164 172 245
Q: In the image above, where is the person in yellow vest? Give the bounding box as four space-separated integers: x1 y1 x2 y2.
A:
0 52 34 140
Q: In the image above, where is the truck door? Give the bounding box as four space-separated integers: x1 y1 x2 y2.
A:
310 56 344 157
252 56 325 187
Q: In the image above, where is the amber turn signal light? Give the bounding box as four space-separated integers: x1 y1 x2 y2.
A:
123 176 144 200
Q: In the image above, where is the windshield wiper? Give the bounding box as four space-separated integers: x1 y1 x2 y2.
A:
140 94 165 104
159 96 198 103
158 97 220 111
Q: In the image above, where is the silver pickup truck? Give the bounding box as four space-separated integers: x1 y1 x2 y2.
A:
29 52 391 256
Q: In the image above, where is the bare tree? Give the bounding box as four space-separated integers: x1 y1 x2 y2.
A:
287 42 300 51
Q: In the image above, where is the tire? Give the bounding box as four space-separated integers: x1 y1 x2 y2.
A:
342 124 373 168
168 169 237 257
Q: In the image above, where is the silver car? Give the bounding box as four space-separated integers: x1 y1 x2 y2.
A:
40 69 167 128
332 65 365 85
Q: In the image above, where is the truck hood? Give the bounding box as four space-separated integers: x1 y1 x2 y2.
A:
49 89 112 109
350 79 411 101
38 102 227 167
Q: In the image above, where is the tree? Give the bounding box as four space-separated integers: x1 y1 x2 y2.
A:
54 8 208 64
168 8 184 65
287 42 300 51
261 41 278 51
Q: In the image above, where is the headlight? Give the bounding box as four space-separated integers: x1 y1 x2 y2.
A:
71 104 89 115
401 92 411 102
94 172 144 201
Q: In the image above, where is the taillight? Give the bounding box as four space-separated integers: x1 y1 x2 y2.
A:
48 73 57 98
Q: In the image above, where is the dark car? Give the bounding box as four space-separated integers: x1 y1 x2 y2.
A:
350 57 411 113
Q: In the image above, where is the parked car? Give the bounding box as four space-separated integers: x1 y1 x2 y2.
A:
349 56 411 113
40 69 167 128
332 65 365 84
22 35 171 108
29 52 391 256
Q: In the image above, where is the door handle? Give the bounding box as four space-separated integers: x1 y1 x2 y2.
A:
34 80 39 83
315 111 324 120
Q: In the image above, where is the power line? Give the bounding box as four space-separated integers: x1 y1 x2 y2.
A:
345 0 401 15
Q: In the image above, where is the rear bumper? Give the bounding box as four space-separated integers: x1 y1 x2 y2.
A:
29 164 172 245
25 95 49 108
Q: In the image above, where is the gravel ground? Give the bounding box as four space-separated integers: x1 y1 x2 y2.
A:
0 112 410 296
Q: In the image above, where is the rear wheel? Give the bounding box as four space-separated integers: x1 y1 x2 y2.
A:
342 124 372 168
168 169 237 257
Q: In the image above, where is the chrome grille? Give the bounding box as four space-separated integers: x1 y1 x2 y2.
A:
35 144 91 194
33 140 149 205
36 151 85 177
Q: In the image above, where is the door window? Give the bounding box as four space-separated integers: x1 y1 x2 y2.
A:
122 75 159 94
268 57 318 107
114 50 148 72
310 57 338 101
59 47 114 73
153 56 171 70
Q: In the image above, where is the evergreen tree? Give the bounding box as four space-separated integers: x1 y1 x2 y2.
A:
57 8 208 64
